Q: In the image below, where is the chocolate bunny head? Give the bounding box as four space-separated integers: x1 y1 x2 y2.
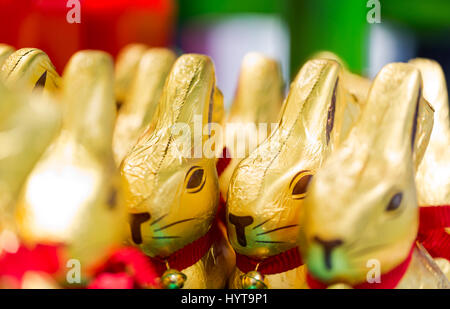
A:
300 63 434 285
121 54 223 258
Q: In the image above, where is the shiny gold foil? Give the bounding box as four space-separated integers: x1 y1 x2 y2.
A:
121 54 234 288
0 48 61 95
113 48 176 163
114 44 148 106
300 63 447 288
411 58 450 279
0 83 61 235
227 58 360 288
16 51 127 274
219 52 284 200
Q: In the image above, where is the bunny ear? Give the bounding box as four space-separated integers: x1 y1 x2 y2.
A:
278 59 341 147
153 54 216 144
1 48 61 94
114 44 148 105
409 58 450 143
355 63 426 163
211 86 224 124
228 52 284 124
62 51 116 160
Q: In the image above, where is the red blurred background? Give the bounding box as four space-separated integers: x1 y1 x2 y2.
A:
0 0 176 73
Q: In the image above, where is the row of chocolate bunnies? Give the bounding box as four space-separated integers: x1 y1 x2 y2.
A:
0 44 449 289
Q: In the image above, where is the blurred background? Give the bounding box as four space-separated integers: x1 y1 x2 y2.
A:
1 0 449 108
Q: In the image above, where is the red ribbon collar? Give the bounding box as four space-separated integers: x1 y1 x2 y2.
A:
236 247 303 275
148 223 219 276
417 205 450 261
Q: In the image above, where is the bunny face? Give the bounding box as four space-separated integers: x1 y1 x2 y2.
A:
301 147 419 284
0 83 60 233
227 59 344 259
227 157 313 258
124 154 219 257
300 63 432 285
121 54 221 258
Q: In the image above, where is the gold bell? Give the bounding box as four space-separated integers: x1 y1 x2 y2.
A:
160 269 187 289
241 271 267 289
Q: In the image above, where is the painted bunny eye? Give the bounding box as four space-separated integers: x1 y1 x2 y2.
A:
386 193 403 211
185 166 206 193
290 170 313 200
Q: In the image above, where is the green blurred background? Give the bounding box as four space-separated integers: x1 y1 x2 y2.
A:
177 0 450 106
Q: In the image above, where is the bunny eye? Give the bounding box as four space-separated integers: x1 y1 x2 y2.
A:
290 170 313 200
185 166 206 193
386 193 403 211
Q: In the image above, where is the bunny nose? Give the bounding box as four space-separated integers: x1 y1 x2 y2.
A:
229 214 254 247
130 212 151 244
314 236 343 270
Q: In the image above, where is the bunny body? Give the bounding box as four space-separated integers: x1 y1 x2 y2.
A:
219 53 284 201
113 48 176 164
0 82 60 240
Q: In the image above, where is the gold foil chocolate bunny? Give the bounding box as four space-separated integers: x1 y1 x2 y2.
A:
15 51 127 275
0 82 61 240
113 48 176 164
219 52 284 207
121 54 234 289
227 58 355 289
411 59 450 279
300 63 449 289
1 48 61 95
